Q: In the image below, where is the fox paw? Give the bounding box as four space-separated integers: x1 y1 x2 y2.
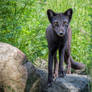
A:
59 71 66 77
53 72 58 79
66 69 71 74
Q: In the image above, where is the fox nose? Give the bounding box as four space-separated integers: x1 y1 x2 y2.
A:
59 32 63 35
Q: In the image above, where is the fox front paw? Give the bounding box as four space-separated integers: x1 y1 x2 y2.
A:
59 71 66 77
53 71 58 80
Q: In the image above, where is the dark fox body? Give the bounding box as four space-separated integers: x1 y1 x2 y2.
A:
46 8 85 85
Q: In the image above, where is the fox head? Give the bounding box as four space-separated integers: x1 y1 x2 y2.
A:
47 8 73 37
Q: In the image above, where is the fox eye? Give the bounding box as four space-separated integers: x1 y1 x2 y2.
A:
63 21 67 25
54 21 59 26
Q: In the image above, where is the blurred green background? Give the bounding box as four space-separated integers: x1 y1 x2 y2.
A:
0 0 92 76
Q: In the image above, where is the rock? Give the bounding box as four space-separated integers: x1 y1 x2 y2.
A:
24 62 90 92
0 42 27 92
25 66 90 92
0 42 90 92
43 74 90 92
24 62 48 92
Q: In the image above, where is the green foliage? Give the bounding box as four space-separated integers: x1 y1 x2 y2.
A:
0 0 91 69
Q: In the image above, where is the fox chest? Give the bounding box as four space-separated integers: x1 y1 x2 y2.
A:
56 39 67 49
51 38 67 51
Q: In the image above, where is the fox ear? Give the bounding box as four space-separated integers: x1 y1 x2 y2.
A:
64 8 73 21
47 9 56 23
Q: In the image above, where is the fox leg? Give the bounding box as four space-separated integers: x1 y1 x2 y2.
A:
53 51 58 79
65 49 71 74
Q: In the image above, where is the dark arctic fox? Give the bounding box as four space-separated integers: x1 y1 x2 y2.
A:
46 8 85 85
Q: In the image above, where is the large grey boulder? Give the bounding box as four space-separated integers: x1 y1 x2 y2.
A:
0 42 90 92
0 42 27 92
43 74 90 92
25 63 90 92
